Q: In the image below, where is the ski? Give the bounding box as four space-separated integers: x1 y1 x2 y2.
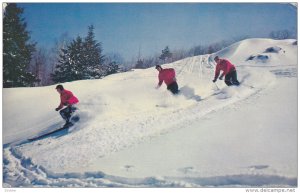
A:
28 124 71 141
28 116 80 141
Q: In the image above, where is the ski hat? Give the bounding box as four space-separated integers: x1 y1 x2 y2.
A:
56 84 64 90
155 65 162 69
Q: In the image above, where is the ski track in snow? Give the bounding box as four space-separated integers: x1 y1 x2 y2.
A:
3 147 297 188
3 39 297 187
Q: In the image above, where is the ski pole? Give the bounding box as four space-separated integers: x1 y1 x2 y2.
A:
214 82 220 90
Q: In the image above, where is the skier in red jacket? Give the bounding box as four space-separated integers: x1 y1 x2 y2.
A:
155 65 179 94
213 56 240 86
55 85 79 127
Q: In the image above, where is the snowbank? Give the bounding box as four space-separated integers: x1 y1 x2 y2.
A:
210 38 297 66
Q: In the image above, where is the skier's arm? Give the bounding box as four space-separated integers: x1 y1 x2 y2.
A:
157 74 163 87
170 68 176 81
56 102 63 111
56 92 72 110
219 60 230 80
213 65 221 81
158 80 163 86
219 72 225 80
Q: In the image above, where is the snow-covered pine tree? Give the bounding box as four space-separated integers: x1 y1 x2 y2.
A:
47 33 71 85
69 36 85 80
83 25 105 79
159 46 172 63
51 36 85 83
103 53 121 75
104 61 119 76
51 25 108 83
51 47 70 83
3 3 38 88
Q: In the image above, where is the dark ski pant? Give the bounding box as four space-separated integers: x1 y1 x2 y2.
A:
167 81 179 94
59 106 77 123
225 70 240 86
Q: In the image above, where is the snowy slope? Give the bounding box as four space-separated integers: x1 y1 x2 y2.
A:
3 38 297 187
209 38 297 66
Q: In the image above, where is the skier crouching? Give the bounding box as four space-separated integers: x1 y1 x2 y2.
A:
55 85 79 127
155 65 179 94
213 56 240 86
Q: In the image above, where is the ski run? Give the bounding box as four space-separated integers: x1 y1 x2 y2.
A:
3 38 297 188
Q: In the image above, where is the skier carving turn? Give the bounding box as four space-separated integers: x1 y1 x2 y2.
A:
212 56 240 86
55 84 79 127
155 65 179 95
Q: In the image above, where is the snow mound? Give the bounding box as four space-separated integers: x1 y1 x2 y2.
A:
210 38 297 66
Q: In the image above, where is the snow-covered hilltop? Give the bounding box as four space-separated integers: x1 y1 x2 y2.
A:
210 38 297 66
3 38 297 187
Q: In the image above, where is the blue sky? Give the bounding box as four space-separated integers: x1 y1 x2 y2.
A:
18 3 297 61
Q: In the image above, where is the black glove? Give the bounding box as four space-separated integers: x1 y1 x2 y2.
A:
55 108 60 111
212 79 217 83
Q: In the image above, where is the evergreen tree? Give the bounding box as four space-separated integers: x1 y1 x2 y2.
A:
51 36 84 83
104 61 119 76
48 32 71 84
104 53 121 75
83 25 105 79
70 36 85 80
159 46 172 62
51 25 108 83
135 59 144 69
3 3 37 87
51 47 70 83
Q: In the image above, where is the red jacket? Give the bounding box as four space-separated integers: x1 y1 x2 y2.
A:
57 89 79 110
214 59 236 80
158 68 176 86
